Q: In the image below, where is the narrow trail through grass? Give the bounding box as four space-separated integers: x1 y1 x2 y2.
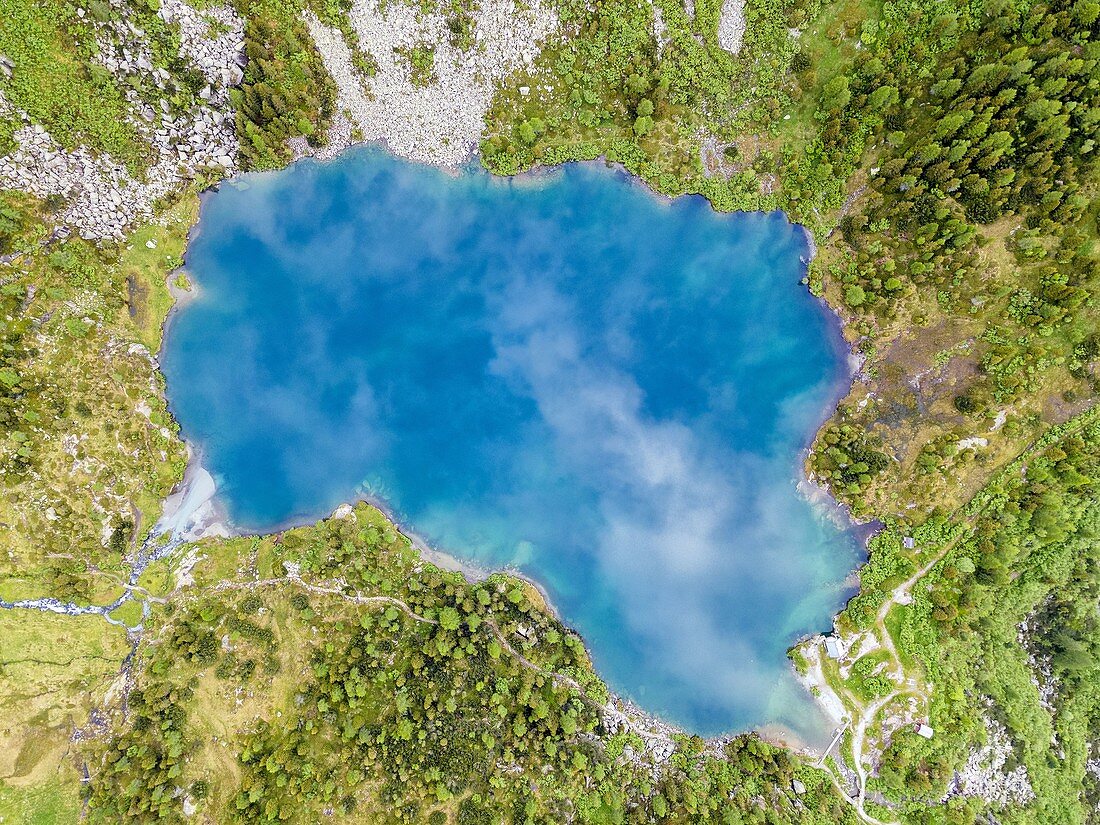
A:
816 410 1098 824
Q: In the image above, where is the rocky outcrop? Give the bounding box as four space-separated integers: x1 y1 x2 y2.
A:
1087 744 1100 814
717 0 746 55
303 0 557 166
953 716 1036 806
1018 611 1060 714
648 0 668 53
159 0 246 97
0 0 244 239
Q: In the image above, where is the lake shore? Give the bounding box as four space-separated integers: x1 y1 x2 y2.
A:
157 445 842 758
152 150 865 762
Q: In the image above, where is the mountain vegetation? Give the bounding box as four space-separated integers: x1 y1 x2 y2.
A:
0 0 1097 821
84 506 855 824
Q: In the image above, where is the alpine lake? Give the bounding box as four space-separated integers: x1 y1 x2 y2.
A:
161 146 864 746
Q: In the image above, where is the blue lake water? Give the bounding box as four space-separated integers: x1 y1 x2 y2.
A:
162 147 862 743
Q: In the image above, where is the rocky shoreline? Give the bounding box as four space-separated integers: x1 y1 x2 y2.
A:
302 0 556 167
155 445 826 765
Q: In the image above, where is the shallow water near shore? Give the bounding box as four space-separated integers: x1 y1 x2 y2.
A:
161 146 862 745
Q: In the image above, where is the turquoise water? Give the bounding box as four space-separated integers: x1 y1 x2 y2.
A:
162 147 862 743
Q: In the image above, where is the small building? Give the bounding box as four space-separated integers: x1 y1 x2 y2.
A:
824 636 842 659
915 723 934 739
903 536 916 550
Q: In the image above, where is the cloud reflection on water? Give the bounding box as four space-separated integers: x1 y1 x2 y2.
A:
165 147 862 743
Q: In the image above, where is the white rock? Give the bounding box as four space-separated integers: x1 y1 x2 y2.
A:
717 0 746 54
955 716 1035 806
956 436 988 451
303 0 557 166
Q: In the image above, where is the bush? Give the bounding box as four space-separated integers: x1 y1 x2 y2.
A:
844 285 867 307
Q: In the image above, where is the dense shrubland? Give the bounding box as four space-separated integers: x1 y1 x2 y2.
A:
800 0 1097 515
0 0 146 172
86 506 855 824
0 0 222 175
825 0 1098 380
825 408 1100 822
231 0 337 169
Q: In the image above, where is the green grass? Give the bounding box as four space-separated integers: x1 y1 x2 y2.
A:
846 650 893 702
0 577 49 602
0 0 146 171
108 598 145 628
0 611 129 814
0 116 17 155
118 194 200 352
884 604 920 672
0 777 82 825
136 556 175 598
1 192 187 601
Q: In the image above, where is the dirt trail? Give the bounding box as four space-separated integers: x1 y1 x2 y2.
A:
821 518 979 824
211 576 440 625
813 414 1096 824
215 574 681 755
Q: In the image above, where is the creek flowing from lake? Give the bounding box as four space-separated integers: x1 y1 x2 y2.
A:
160 148 864 745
